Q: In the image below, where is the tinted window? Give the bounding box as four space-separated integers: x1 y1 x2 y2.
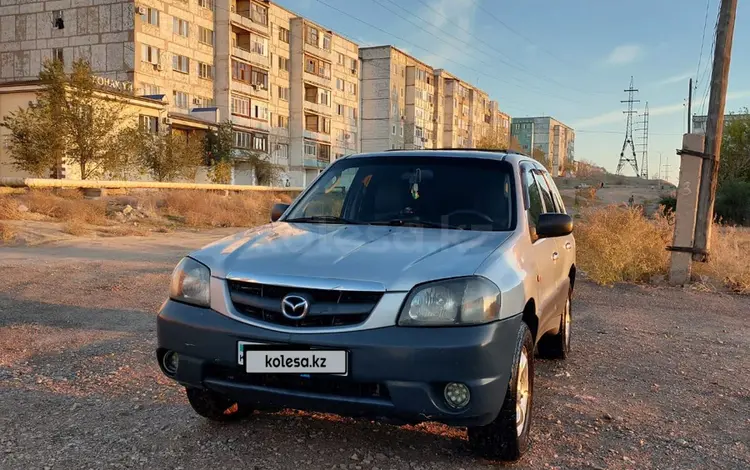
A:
522 165 543 227
532 170 555 213
286 156 516 231
542 172 566 214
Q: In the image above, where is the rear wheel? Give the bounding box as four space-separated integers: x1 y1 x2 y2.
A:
185 387 254 422
537 285 572 359
468 322 534 462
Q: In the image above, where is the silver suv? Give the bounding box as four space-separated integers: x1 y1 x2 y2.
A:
157 150 576 462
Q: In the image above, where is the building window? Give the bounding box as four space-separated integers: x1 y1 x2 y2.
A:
172 54 189 73
318 89 331 105
173 91 189 109
194 96 214 107
198 62 213 79
251 68 268 89
252 102 269 120
336 104 344 116
231 95 250 116
337 53 345 65
322 33 331 51
142 83 160 95
197 0 214 10
274 143 289 162
139 115 158 133
336 78 344 91
252 133 268 152
277 115 289 129
232 60 268 89
278 27 289 43
319 144 331 161
349 57 358 72
319 61 330 78
141 8 159 26
278 56 289 72
346 81 356 96
251 36 268 56
173 17 189 37
141 44 160 64
250 3 268 25
52 48 64 64
199 26 214 46
304 141 317 157
234 131 251 149
306 25 319 47
392 125 396 135
278 86 290 101
52 10 64 29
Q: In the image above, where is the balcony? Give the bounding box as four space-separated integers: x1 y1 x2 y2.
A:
303 71 330 90
232 80 269 101
231 114 270 132
304 83 332 116
231 2 269 36
303 129 331 143
303 159 329 169
304 100 332 116
232 46 269 69
303 40 332 62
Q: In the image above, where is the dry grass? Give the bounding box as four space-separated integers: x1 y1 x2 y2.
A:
575 205 673 285
695 226 750 294
62 219 92 236
0 197 21 220
0 222 16 243
154 190 293 228
97 225 151 237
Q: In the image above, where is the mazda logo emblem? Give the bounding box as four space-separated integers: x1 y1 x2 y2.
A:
281 294 310 320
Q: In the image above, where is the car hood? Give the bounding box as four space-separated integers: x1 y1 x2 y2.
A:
189 222 513 292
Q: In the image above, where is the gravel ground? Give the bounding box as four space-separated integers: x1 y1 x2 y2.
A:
1 232 748 470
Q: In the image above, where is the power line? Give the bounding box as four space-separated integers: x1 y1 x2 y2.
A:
694 0 712 88
313 0 582 107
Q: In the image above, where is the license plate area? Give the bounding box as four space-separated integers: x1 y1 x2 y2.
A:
238 341 349 376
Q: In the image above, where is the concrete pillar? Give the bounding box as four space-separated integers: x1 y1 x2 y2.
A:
668 133 705 285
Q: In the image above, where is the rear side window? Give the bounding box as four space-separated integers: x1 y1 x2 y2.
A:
542 172 566 214
532 170 555 213
521 164 543 227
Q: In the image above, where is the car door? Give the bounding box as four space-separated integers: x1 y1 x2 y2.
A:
528 165 568 336
541 171 575 281
520 163 559 335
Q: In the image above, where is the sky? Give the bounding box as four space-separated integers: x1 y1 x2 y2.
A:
276 0 749 184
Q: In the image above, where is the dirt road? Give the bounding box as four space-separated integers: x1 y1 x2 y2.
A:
1 231 748 469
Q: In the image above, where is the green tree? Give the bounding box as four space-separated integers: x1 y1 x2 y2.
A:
718 108 750 186
476 130 509 150
204 120 235 184
1 58 137 179
532 146 549 169
128 127 205 182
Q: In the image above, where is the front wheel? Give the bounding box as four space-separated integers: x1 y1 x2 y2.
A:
468 322 535 462
185 387 254 422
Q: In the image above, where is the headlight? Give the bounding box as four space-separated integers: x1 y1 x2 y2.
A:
398 277 501 326
169 257 211 307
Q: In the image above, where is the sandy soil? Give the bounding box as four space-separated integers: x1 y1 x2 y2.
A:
0 231 748 469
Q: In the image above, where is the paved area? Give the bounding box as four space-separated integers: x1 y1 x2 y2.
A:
1 231 748 469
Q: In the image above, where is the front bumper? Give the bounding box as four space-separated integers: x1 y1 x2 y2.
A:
156 299 522 427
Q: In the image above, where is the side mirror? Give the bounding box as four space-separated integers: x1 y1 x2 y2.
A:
536 213 573 238
270 203 289 222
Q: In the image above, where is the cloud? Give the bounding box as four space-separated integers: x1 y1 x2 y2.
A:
604 44 643 65
571 90 750 128
654 70 694 86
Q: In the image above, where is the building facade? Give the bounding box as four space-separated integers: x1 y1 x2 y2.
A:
0 0 360 186
692 113 749 135
359 46 509 153
511 116 575 176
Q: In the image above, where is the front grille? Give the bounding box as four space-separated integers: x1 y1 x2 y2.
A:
227 280 383 328
210 366 390 400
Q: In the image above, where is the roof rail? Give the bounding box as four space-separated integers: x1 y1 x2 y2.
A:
384 147 530 157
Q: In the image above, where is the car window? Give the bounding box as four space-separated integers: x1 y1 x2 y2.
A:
521 165 543 227
532 170 555 213
541 172 566 214
285 156 517 231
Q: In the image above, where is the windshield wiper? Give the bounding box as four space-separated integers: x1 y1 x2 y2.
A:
368 219 463 230
284 215 362 225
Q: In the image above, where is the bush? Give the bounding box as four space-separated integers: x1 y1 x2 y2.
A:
694 225 750 294
575 205 673 285
714 180 750 226
659 195 677 215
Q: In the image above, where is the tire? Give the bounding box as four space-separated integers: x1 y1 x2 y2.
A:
537 284 572 360
468 322 535 462
185 387 254 422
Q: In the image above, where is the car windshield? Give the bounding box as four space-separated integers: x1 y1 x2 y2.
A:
284 155 516 231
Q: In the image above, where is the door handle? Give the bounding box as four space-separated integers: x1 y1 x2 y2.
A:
552 251 559 261
564 242 572 250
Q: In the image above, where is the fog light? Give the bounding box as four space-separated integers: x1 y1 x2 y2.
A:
162 350 179 375
444 382 470 409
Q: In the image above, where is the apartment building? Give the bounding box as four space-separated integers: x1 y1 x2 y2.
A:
359 46 436 152
692 112 749 135
0 0 359 186
510 116 575 176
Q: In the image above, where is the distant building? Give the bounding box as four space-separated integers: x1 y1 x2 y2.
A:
692 113 749 135
510 116 575 176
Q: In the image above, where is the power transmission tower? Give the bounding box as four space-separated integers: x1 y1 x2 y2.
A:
616 76 640 176
635 101 649 179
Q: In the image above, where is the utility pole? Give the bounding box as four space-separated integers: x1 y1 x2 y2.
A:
692 0 738 262
688 78 693 134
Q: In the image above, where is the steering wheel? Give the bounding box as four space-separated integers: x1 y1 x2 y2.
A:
444 209 494 225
